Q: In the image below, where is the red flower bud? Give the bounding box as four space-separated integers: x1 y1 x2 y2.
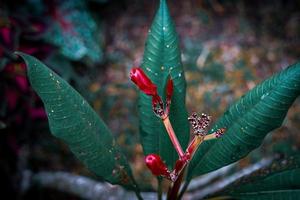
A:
166 77 173 102
130 67 157 96
145 154 170 177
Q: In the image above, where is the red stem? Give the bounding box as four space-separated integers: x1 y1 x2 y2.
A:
172 135 204 178
162 116 185 158
167 168 185 200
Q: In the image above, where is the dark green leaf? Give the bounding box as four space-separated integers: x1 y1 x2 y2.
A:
232 168 300 194
187 62 300 180
219 156 300 199
139 0 189 167
17 52 139 191
230 168 300 199
231 190 300 200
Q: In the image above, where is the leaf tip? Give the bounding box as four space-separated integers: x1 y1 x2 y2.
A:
14 51 31 67
13 51 27 59
13 52 43 74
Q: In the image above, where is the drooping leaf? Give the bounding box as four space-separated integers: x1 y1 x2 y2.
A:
187 62 300 180
139 0 189 167
17 53 139 192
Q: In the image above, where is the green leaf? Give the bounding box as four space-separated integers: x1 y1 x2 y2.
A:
187 62 300 180
230 190 300 200
16 53 139 191
139 0 189 167
229 168 300 199
232 168 300 194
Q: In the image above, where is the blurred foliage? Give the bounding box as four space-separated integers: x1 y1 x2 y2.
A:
45 0 103 63
0 0 300 199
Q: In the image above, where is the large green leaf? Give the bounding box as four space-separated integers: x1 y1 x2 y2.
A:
17 53 139 191
231 190 300 200
187 62 300 180
232 168 300 194
229 168 300 199
139 0 189 167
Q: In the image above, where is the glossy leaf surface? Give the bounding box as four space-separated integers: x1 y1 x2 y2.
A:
231 190 300 200
225 158 300 199
17 53 139 191
230 168 300 199
232 168 300 194
138 0 189 167
187 62 300 180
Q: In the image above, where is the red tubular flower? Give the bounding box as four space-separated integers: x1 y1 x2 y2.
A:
130 67 157 96
145 154 170 178
130 67 165 117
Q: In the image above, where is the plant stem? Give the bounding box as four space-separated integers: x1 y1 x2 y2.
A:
157 177 162 200
135 190 144 200
162 116 184 158
171 135 204 178
177 181 189 200
167 168 185 200
203 133 217 141
186 135 204 156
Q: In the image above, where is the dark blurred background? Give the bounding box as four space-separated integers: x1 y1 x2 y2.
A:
0 0 299 199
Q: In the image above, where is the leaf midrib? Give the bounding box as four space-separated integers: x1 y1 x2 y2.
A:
191 77 281 175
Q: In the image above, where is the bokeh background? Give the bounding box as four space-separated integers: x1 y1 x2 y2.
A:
0 0 299 199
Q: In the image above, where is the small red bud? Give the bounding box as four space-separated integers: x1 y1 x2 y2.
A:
165 77 174 115
166 77 174 102
130 67 157 96
145 154 170 177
